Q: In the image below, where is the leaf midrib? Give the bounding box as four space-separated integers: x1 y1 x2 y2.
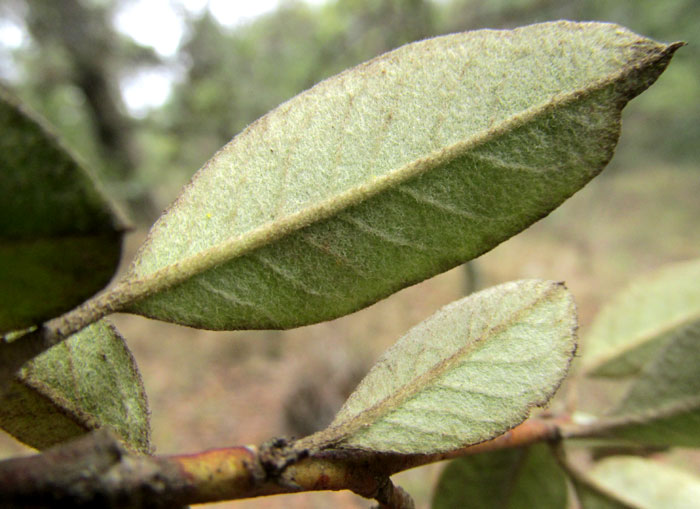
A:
306 283 564 448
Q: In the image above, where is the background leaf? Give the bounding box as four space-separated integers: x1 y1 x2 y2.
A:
119 21 680 330
431 444 567 509
573 479 637 509
583 258 700 377
0 320 151 453
600 314 700 447
586 456 700 509
0 88 126 333
302 280 575 454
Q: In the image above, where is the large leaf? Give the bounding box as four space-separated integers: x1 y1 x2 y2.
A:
0 88 126 333
586 457 700 509
0 320 151 453
600 315 700 447
431 444 567 509
583 259 700 377
117 22 680 330
300 280 576 454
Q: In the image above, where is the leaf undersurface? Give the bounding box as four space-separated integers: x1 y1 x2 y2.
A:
431 444 567 509
602 309 700 447
586 457 700 509
0 320 151 453
116 21 680 330
583 258 700 377
0 88 126 333
572 477 636 509
301 280 576 454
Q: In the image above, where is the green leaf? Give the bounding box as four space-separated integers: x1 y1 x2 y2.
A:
566 459 637 509
431 444 567 509
583 259 700 377
0 88 126 333
117 21 680 330
600 315 700 447
300 280 576 454
586 457 700 509
0 320 151 453
573 479 637 509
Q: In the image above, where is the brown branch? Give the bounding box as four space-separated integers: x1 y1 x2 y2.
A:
0 416 566 507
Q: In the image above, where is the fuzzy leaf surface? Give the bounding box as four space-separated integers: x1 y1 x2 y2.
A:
0 320 151 453
583 259 700 377
301 280 575 454
587 457 700 509
120 22 680 330
601 313 700 447
432 444 567 509
0 88 125 333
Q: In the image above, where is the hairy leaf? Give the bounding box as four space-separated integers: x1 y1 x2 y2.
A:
301 280 575 454
0 320 151 453
600 315 700 447
587 457 700 509
432 445 567 509
0 88 126 333
117 22 680 330
583 259 700 377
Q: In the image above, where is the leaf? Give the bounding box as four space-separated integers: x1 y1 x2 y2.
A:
600 315 700 447
586 457 700 509
117 21 680 330
566 459 637 509
300 280 576 454
583 259 700 377
0 320 151 453
0 87 126 333
431 444 567 509
573 478 637 509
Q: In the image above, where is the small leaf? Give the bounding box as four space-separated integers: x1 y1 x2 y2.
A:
583 259 700 377
586 457 700 509
0 88 126 333
432 444 567 509
0 320 151 453
301 280 576 454
117 22 680 330
601 315 700 447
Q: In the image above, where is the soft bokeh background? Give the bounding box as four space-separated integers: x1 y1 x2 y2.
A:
1 1 698 507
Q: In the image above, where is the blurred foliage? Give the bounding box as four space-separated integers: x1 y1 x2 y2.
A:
1 0 698 222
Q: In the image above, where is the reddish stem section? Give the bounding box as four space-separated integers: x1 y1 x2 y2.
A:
0 417 565 507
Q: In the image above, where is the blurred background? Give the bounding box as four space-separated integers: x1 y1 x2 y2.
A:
0 1 698 507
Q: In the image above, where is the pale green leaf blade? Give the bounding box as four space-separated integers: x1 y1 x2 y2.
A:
583 259 700 377
301 280 575 454
0 88 126 333
601 317 700 447
587 457 700 509
0 320 151 453
432 444 567 509
567 458 637 509
573 479 637 509
119 22 680 330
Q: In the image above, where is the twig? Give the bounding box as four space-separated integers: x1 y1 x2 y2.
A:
0 417 567 507
372 479 415 509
